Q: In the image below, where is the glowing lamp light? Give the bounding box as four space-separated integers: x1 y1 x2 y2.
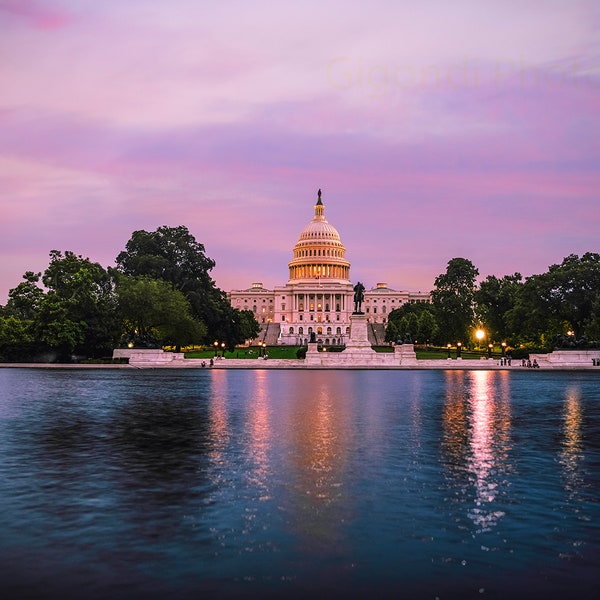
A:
475 329 485 341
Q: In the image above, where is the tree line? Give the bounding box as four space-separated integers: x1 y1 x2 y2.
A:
1 229 598 361
0 226 261 362
385 254 600 354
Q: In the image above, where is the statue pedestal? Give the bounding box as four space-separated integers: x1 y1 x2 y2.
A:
347 313 372 348
302 314 418 368
394 343 417 366
305 342 321 366
340 314 377 362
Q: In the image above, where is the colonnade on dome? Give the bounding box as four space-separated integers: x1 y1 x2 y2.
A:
288 263 350 280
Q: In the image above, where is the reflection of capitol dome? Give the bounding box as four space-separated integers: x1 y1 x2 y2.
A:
288 189 351 283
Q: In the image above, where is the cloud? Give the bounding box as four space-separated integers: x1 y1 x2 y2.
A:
0 0 73 30
0 1 599 303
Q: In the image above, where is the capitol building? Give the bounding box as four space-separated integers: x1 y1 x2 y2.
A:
227 190 430 346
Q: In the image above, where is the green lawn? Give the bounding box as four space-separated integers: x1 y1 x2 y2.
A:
185 346 301 360
414 350 496 360
184 346 500 361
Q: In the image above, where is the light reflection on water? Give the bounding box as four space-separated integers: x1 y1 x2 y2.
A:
442 370 512 535
0 368 598 599
560 385 584 495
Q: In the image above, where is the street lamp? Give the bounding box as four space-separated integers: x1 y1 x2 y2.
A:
457 341 462 358
475 328 485 350
221 342 226 357
447 343 452 359
214 341 218 357
501 341 506 357
488 343 493 358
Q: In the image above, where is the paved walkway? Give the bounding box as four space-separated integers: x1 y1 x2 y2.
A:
1 359 599 370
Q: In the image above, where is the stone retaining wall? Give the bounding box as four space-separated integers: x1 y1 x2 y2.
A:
111 348 600 370
529 349 600 368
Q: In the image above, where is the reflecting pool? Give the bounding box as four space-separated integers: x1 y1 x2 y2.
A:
0 368 598 599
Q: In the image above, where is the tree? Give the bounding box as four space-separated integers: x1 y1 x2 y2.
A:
431 258 479 344
116 276 207 350
475 273 523 343
115 226 260 348
387 301 439 342
405 313 419 340
417 310 439 344
507 253 600 347
39 250 119 358
0 315 35 361
388 301 432 323
34 292 86 357
584 296 600 343
396 316 409 341
2 271 44 360
384 320 398 343
115 226 218 323
237 309 262 344
207 303 263 351
542 253 600 339
116 226 218 318
5 271 45 320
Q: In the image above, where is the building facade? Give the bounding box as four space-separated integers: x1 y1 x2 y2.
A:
227 190 430 345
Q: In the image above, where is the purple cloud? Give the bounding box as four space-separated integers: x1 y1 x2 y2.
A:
0 2 598 303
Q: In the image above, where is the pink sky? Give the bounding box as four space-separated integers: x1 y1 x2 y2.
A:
1 0 599 303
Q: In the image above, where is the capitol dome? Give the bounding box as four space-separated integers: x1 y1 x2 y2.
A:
288 190 351 283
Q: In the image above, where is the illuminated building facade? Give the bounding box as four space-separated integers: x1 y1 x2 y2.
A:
228 190 430 345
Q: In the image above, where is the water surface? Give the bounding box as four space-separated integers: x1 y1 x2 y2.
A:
0 368 598 599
